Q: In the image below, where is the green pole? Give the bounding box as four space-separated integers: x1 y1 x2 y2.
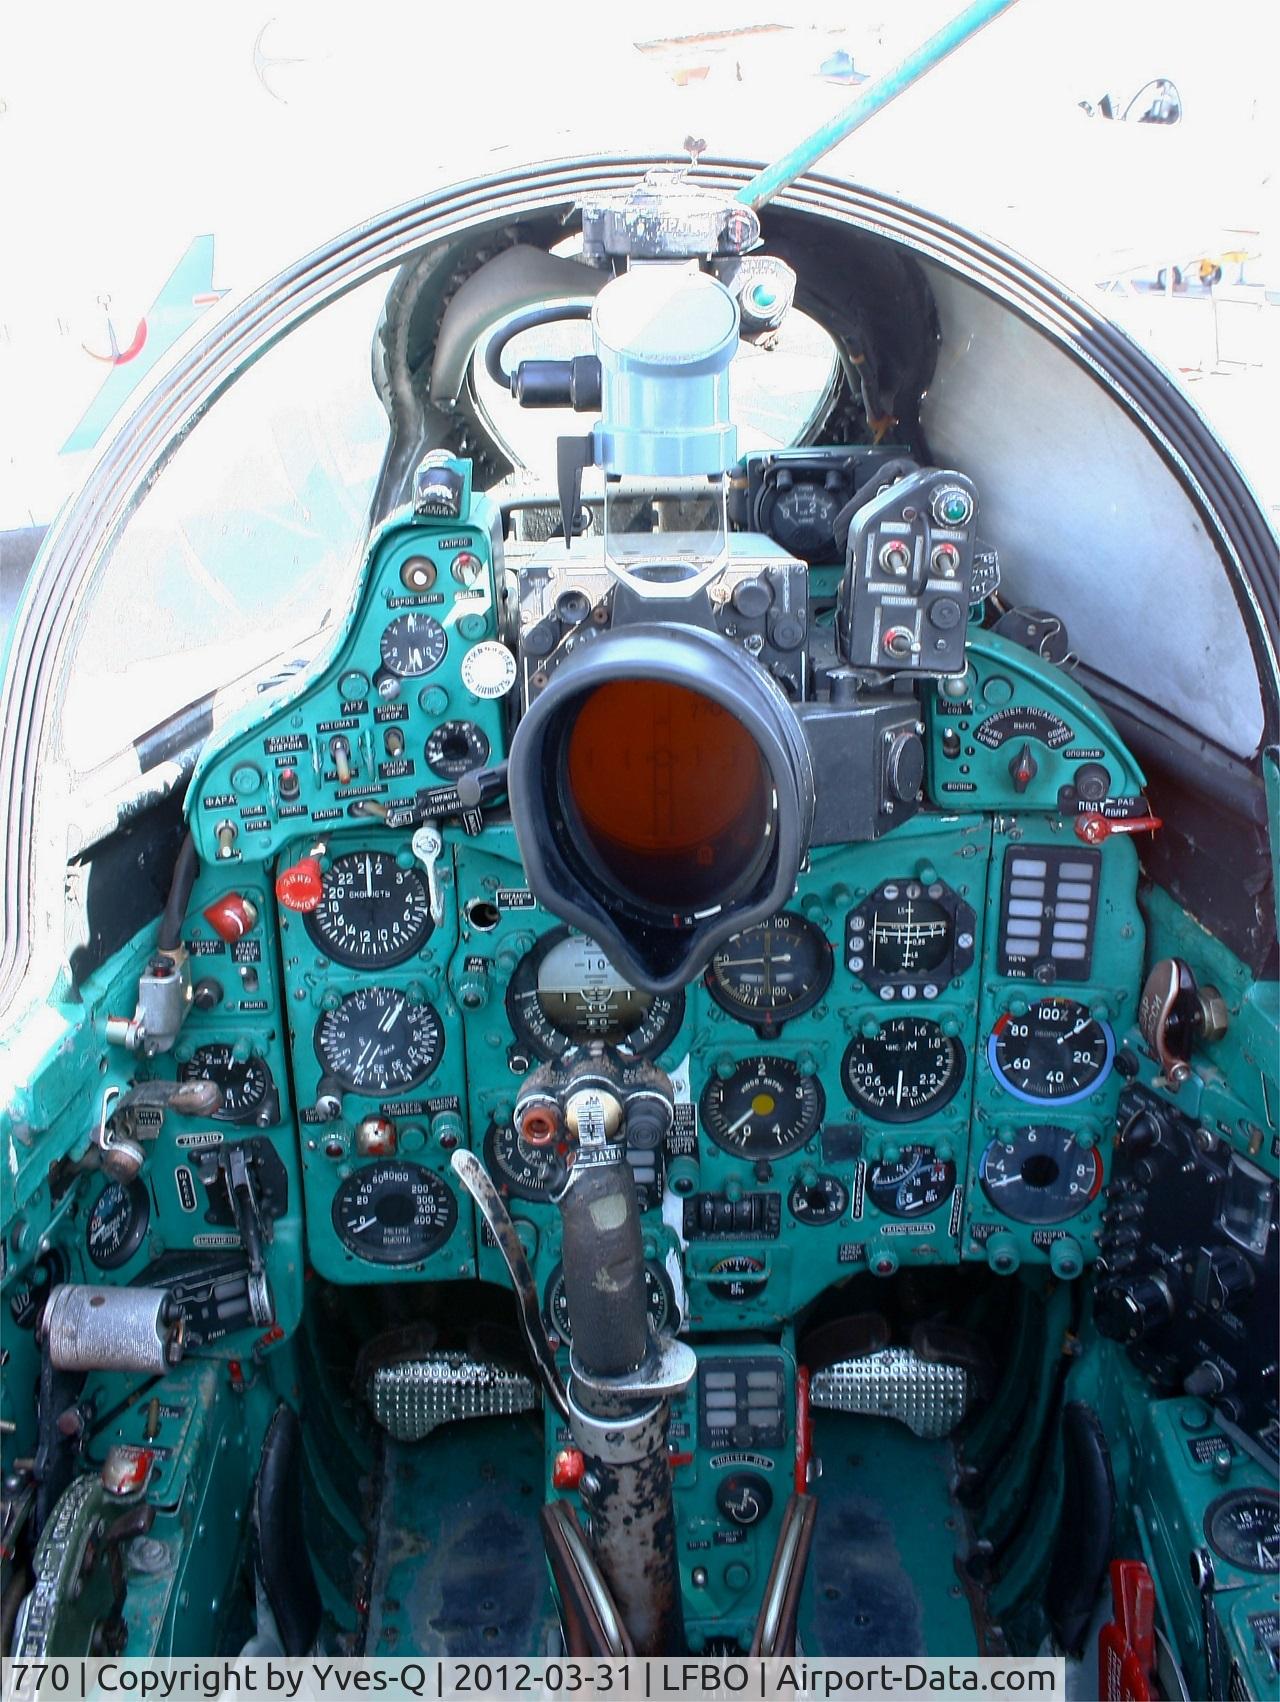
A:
736 0 1022 210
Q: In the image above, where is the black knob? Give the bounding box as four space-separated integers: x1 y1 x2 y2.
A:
1074 762 1112 803
1097 1274 1175 1342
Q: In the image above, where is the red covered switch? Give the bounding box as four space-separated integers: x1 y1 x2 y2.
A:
552 1448 586 1491
203 893 259 941
1098 1559 1155 1701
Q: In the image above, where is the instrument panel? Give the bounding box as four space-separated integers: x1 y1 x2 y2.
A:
88 477 1154 1333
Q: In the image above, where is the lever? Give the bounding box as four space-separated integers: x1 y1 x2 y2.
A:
411 823 445 925
1138 957 1229 1088
1075 812 1162 844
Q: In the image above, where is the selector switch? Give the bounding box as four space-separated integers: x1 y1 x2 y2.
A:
716 1472 773 1528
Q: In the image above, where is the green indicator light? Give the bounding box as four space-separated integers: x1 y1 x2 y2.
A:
750 283 778 310
942 494 969 523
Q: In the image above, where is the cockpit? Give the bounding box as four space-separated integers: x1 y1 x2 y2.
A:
1 151 1276 1696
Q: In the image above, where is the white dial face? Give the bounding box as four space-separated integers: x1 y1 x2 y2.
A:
461 641 517 699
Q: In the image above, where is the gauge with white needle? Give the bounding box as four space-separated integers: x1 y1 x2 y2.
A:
314 986 443 1094
988 998 1113 1104
699 1056 824 1158
303 851 433 968
331 1161 457 1264
841 1018 965 1124
705 912 832 1033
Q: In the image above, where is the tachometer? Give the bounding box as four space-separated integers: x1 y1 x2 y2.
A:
705 913 833 1033
840 1018 964 1123
178 1043 277 1124
314 988 443 1095
302 851 432 968
978 1126 1103 1223
331 1161 457 1265
868 1146 957 1217
506 928 683 1061
379 613 447 678
988 999 1113 1104
699 1057 824 1160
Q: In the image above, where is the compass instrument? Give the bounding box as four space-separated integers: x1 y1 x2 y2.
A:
840 1018 965 1123
988 998 1113 1104
178 1044 278 1124
699 1057 824 1160
868 1146 957 1217
314 988 444 1095
331 1161 457 1264
705 912 833 1033
978 1126 1104 1223
302 851 433 969
379 613 447 678
86 1178 151 1270
505 927 683 1061
845 880 976 996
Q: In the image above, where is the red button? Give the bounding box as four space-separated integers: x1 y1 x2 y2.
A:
276 856 325 912
552 1448 586 1490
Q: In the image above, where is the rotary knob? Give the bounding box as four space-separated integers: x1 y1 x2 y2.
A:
1097 1273 1175 1342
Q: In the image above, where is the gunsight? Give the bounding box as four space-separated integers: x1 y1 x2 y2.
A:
502 176 978 991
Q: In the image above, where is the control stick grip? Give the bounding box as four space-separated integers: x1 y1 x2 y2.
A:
555 1151 648 1378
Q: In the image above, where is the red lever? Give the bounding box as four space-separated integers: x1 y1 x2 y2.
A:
275 856 325 912
794 1364 812 1495
1098 1559 1155 1701
552 1447 586 1491
1075 813 1163 846
202 893 259 942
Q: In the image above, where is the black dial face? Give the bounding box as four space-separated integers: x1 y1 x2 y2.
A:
988 999 1114 1105
699 1057 825 1159
869 1146 957 1217
331 1161 457 1265
1204 1489 1280 1574
424 719 491 780
86 1178 151 1270
178 1043 275 1124
978 1126 1104 1223
788 1172 849 1225
544 1260 674 1346
483 1123 569 1202
302 851 432 969
841 1019 965 1123
706 913 833 1032
379 613 447 678
845 880 976 996
314 988 444 1095
506 928 683 1062
770 481 842 561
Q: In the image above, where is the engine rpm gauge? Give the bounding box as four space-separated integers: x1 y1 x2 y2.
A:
302 851 432 969
331 1161 457 1265
315 988 444 1095
705 913 833 1032
483 1123 569 1202
840 1019 964 1123
86 1178 151 1270
379 613 447 678
978 1126 1104 1223
700 1057 824 1160
1204 1489 1280 1574
506 928 684 1062
988 999 1114 1104
178 1044 277 1124
868 1147 957 1217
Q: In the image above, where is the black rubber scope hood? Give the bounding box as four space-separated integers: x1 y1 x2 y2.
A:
507 623 816 995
